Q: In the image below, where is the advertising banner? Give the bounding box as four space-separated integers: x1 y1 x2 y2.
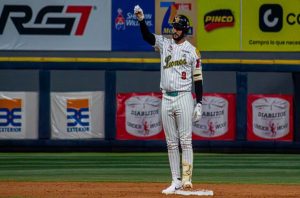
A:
0 0 111 50
0 92 38 139
247 94 293 141
112 0 155 51
155 0 198 46
117 92 236 140
116 93 165 140
242 0 300 51
193 93 236 140
196 0 240 51
51 91 105 139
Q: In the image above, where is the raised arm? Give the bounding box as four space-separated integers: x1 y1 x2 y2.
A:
134 5 155 46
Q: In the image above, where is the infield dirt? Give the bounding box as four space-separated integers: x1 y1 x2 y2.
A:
0 182 300 198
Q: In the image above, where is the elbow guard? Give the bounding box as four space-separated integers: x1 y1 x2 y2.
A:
193 69 202 81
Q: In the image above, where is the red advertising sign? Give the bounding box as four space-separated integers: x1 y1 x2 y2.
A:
116 93 165 140
247 94 293 141
192 93 236 140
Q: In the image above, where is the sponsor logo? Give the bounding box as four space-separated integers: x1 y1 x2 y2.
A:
193 96 228 137
259 3 300 32
125 96 162 137
0 5 92 35
259 4 283 32
115 8 125 31
114 7 153 29
252 97 289 139
67 99 90 132
160 2 193 35
204 9 235 32
0 99 22 132
286 11 300 25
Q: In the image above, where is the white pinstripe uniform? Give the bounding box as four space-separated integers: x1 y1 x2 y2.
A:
154 34 202 183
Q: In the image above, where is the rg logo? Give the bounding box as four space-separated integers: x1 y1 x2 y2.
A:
0 5 92 35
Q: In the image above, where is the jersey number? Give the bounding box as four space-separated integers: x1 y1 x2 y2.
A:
181 71 186 80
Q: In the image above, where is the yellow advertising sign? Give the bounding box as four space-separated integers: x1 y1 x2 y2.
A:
155 0 198 46
242 0 300 51
196 0 241 51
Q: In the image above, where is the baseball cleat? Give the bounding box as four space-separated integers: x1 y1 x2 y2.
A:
182 181 193 189
162 180 182 194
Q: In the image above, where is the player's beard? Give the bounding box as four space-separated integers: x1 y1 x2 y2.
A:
172 32 185 42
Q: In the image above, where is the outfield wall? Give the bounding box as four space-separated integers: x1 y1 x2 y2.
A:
0 58 299 152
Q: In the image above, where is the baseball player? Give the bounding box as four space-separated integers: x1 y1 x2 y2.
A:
134 5 203 194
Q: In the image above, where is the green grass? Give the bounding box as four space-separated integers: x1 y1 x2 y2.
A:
0 153 300 184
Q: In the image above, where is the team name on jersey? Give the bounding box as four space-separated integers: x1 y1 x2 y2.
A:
163 55 187 69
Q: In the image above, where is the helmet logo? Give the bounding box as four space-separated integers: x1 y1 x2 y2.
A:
175 16 180 23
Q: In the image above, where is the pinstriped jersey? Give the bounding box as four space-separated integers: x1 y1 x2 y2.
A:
154 34 202 92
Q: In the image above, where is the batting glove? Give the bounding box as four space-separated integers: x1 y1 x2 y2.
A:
134 5 144 21
193 103 202 122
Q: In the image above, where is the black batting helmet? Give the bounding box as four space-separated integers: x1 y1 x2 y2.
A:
172 15 190 32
